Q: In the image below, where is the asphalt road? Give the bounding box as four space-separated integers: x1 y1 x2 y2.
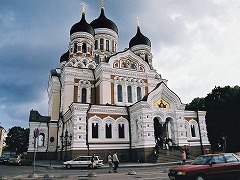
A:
0 164 172 179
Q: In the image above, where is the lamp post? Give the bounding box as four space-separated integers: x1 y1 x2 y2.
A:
60 130 72 161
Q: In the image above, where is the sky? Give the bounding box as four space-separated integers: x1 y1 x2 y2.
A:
0 0 239 130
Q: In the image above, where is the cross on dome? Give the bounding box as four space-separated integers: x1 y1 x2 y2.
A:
101 0 105 9
81 3 87 14
136 17 140 27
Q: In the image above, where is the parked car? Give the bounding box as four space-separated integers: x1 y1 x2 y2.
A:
168 153 240 180
8 154 33 166
63 155 104 169
0 154 14 164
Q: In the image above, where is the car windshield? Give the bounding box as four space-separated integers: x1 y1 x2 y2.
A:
191 155 212 165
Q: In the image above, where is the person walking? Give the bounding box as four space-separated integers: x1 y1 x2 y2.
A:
112 151 119 172
181 150 186 165
107 152 113 173
91 153 96 168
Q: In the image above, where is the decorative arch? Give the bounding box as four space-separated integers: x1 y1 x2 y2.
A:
189 119 199 138
89 116 102 139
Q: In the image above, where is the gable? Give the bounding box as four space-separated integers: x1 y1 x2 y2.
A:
108 49 151 73
143 82 186 111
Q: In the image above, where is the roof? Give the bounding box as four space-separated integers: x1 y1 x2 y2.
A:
90 8 118 33
29 110 51 123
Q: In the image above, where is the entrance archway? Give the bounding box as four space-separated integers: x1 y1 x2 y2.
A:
153 117 173 141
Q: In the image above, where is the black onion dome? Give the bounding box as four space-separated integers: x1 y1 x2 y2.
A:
129 27 151 48
70 13 94 36
60 51 69 63
90 8 118 33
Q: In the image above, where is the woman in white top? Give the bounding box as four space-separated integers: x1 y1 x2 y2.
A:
107 153 112 173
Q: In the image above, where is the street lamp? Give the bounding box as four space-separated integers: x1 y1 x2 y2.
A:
60 130 72 161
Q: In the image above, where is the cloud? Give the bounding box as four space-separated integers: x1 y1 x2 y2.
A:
0 0 239 130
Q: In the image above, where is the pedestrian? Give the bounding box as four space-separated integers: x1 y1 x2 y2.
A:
166 143 169 155
181 151 186 165
107 152 113 173
168 139 172 151
91 153 96 168
112 151 119 172
184 145 190 158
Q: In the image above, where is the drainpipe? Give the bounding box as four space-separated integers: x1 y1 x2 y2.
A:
86 104 92 155
196 111 204 155
126 106 132 161
91 69 97 104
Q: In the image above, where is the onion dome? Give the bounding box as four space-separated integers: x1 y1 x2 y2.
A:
90 8 118 34
60 51 69 63
129 26 151 48
70 13 94 36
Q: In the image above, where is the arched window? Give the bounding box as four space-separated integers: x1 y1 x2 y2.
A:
145 54 148 63
106 40 109 51
38 133 45 146
92 123 98 138
74 43 77 53
137 87 142 101
82 43 87 53
105 123 112 138
117 85 123 102
95 40 98 50
191 125 196 137
118 124 125 138
95 55 99 64
127 86 132 103
100 38 104 51
82 88 87 103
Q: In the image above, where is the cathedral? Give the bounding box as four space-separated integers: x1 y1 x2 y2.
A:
28 2 210 162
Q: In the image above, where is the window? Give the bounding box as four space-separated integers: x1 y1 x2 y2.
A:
74 43 77 53
145 54 148 63
112 40 115 52
82 88 87 103
95 55 99 64
38 133 45 146
191 125 196 137
137 87 142 101
225 154 238 163
100 38 104 51
82 43 87 53
106 40 109 51
92 123 98 138
118 124 125 138
211 155 225 164
127 86 132 103
95 40 98 50
117 85 123 102
105 124 112 138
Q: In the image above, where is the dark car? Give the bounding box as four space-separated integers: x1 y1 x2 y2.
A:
8 154 33 166
168 153 240 180
0 154 13 164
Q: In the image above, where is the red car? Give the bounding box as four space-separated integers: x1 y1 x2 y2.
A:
168 153 240 180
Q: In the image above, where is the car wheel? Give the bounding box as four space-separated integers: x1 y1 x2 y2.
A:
195 174 206 180
66 164 71 169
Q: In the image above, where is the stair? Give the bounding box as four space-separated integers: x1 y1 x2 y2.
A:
146 146 195 163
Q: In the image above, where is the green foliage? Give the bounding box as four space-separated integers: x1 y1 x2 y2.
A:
5 126 30 154
185 97 206 111
188 85 240 152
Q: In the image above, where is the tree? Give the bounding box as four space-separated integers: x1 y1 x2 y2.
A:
5 126 30 154
187 85 240 152
185 97 206 111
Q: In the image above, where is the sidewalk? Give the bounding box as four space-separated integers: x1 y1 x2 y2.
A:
35 160 184 169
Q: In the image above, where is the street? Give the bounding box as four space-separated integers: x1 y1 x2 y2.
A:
0 164 172 179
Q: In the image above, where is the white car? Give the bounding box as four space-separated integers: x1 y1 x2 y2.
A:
63 156 104 169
